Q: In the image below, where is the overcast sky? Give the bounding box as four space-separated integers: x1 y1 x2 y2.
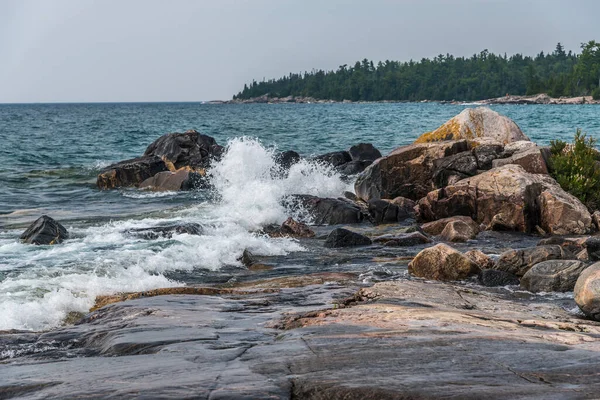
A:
1 0 598 103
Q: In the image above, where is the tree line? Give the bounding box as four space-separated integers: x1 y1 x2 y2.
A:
233 41 600 102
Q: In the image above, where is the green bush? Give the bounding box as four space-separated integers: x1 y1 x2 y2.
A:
550 129 600 210
593 87 600 100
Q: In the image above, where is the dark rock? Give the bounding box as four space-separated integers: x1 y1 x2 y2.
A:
180 171 211 190
472 144 504 170
97 156 168 189
324 228 372 248
355 140 469 201
20 215 69 245
314 151 352 167
274 150 301 170
521 260 588 293
287 195 365 225
128 223 203 240
277 218 315 238
343 191 359 202
348 143 382 162
478 269 520 287
584 237 600 261
373 232 431 247
144 130 223 170
432 151 478 187
239 249 256 267
368 199 411 225
337 160 373 176
494 245 573 277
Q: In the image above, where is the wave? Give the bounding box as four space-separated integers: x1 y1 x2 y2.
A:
0 138 349 331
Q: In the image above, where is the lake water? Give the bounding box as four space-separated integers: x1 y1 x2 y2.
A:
1 102 598 331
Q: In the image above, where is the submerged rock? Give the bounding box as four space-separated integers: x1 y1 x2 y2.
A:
288 195 365 225
20 215 69 245
324 228 372 248
128 223 203 240
408 243 480 281
373 231 431 247
478 269 520 287
414 107 529 144
575 263 600 320
521 260 588 293
494 245 573 277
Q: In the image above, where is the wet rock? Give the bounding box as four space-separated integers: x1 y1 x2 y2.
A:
239 249 256 267
414 107 529 144
492 147 548 174
408 243 480 281
421 216 479 236
143 129 223 170
494 245 573 277
537 236 586 255
279 217 315 238
97 156 168 189
465 250 495 270
440 220 479 242
373 232 431 247
472 143 504 170
390 196 417 214
314 151 352 167
337 160 373 176
139 168 208 191
274 150 301 170
521 260 588 293
478 269 520 287
288 195 365 225
348 143 382 162
324 228 372 248
355 140 469 201
432 151 478 187
20 215 69 245
575 263 600 320
128 223 203 240
584 237 600 261
367 199 411 225
418 165 592 234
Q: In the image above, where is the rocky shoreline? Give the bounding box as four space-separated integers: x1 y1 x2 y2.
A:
5 106 600 398
212 92 600 105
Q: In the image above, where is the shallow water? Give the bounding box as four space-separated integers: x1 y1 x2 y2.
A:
0 102 597 331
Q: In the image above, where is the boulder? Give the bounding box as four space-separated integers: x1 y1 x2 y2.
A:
373 232 431 247
583 237 600 261
314 151 352 167
494 245 573 277
274 150 301 170
414 107 529 144
324 228 372 248
279 217 315 238
408 243 480 281
20 215 69 245
287 195 365 225
432 151 478 187
97 156 168 189
465 250 494 270
128 223 203 240
143 130 223 170
390 196 417 214
492 148 549 174
421 216 479 236
368 199 412 225
139 169 208 191
472 143 504 170
440 220 479 242
593 211 600 232
418 165 592 234
521 260 588 293
478 269 520 287
355 140 469 201
337 160 373 176
537 236 586 255
574 263 600 320
348 143 382 162
502 140 538 155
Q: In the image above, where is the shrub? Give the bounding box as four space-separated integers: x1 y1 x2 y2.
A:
549 129 600 210
593 87 600 101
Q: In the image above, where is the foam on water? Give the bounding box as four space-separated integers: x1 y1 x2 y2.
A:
0 138 348 331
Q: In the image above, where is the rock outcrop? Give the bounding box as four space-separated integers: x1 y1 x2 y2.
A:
414 107 529 144
418 165 592 234
408 243 480 281
575 263 600 320
521 260 588 293
20 215 69 245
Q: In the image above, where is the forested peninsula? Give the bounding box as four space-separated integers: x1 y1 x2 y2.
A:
233 41 600 102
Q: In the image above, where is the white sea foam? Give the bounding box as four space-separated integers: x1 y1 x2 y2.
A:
0 138 348 331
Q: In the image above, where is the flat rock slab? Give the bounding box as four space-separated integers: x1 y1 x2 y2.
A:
3 278 600 399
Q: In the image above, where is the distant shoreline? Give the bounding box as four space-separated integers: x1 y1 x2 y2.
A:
210 93 600 105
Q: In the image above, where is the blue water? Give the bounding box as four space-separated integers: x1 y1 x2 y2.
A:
1 102 598 331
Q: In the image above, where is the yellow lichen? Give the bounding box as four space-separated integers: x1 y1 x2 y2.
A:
414 119 462 143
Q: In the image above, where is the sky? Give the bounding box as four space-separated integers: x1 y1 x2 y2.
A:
0 0 598 103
